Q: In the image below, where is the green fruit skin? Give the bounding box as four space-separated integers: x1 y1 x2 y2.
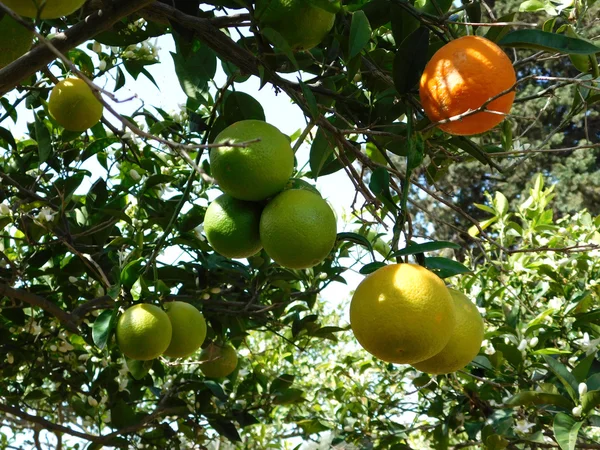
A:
211 120 295 201
260 189 337 269
0 15 33 69
283 178 321 196
162 302 207 358
116 304 173 361
204 194 263 259
199 344 239 378
255 0 336 51
1 0 86 19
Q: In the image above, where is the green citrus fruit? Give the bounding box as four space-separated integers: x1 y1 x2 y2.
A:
350 264 456 364
116 304 172 361
204 194 263 259
199 343 239 378
0 15 33 69
211 120 295 201
255 0 336 51
283 178 321 196
1 0 86 19
259 189 337 269
412 289 484 374
162 301 207 358
48 78 104 132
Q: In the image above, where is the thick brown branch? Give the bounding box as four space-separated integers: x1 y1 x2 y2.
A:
0 283 78 333
0 0 157 95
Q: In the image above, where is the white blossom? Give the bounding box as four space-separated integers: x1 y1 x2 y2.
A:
98 59 107 71
129 169 142 181
88 396 98 407
529 337 539 348
517 339 528 352
579 383 588 397
36 207 57 222
574 332 600 355
514 419 536 434
92 41 102 54
572 406 583 417
0 203 11 216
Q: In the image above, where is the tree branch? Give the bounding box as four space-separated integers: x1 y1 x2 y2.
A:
0 0 157 96
0 283 78 333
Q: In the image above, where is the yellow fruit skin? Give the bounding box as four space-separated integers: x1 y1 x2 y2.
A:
0 15 33 69
48 78 104 132
260 189 337 269
211 120 295 201
1 0 86 19
350 264 456 364
204 194 263 259
116 304 172 361
162 302 207 358
255 0 335 51
199 343 238 378
412 289 484 374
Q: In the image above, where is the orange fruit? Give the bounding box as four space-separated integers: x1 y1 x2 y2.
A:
259 189 337 269
419 35 516 136
162 301 207 358
48 78 104 132
1 0 86 19
210 120 295 201
412 289 484 374
350 264 456 364
116 304 172 361
199 343 239 378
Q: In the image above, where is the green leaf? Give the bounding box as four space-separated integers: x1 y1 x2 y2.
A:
392 241 460 257
553 413 583 450
336 232 375 254
299 80 319 120
297 418 331 435
171 41 217 103
504 391 573 409
582 390 600 415
349 10 372 59
360 261 387 274
448 137 498 169
223 91 266 124
543 355 578 401
423 257 471 278
92 308 118 350
518 0 549 12
369 167 397 212
34 113 52 163
81 137 119 162
572 354 595 383
499 30 600 55
120 257 145 289
208 418 242 442
393 27 430 94
485 13 517 42
261 28 299 71
125 358 153 380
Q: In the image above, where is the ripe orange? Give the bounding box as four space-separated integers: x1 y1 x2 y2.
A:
412 289 484 374
259 189 337 269
1 0 86 19
211 120 295 202
48 78 104 132
419 35 516 136
350 264 456 364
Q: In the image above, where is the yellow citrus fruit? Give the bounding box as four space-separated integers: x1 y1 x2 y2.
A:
413 289 484 374
260 189 337 269
1 0 86 19
48 78 104 132
162 301 207 358
255 0 336 51
350 264 456 364
0 15 33 69
199 343 239 378
204 193 263 259
116 304 172 361
419 35 516 136
211 120 294 202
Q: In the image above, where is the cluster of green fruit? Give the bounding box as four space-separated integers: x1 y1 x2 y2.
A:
116 302 238 378
204 120 337 270
350 263 485 375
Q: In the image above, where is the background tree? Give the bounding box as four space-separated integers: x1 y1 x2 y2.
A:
0 0 599 449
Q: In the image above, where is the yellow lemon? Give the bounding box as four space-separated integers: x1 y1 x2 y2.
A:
350 264 456 364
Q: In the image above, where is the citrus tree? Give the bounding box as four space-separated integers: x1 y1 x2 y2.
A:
0 0 599 449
